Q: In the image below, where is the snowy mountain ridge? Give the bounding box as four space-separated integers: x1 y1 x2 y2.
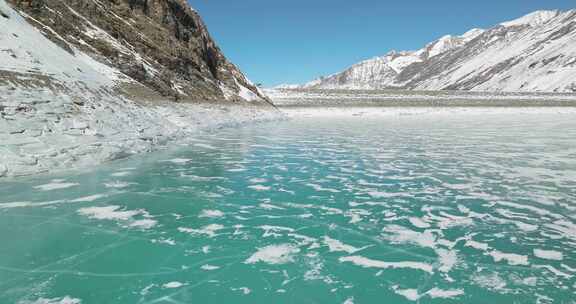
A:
300 9 576 93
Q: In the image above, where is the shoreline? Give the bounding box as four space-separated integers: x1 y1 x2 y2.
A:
5 86 576 179
0 94 283 178
266 88 576 107
280 106 576 118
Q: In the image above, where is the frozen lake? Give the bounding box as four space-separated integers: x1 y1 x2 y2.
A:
1 109 576 303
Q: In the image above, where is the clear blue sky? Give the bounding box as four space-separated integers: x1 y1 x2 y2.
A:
189 0 574 87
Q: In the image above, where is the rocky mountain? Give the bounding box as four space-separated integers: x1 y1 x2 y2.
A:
301 10 576 93
2 0 267 102
0 0 278 178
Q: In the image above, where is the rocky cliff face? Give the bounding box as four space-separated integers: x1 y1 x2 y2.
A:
5 0 266 102
301 10 576 93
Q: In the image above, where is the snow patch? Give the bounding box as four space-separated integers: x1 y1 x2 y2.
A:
501 10 559 27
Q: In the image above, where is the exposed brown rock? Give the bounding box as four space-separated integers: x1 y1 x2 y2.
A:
7 0 268 103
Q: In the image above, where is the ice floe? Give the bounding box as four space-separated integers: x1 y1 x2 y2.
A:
342 297 354 304
249 178 268 183
231 287 251 295
69 194 107 203
489 250 529 266
323 236 363 254
77 205 157 229
248 185 271 191
259 225 295 238
533 265 573 279
435 248 458 273
465 240 490 251
103 181 135 189
391 286 464 301
426 288 465 299
129 219 158 229
409 217 431 229
110 171 131 177
34 181 79 191
339 256 434 274
200 264 220 271
78 205 141 221
471 272 508 291
533 249 563 261
259 203 285 210
382 225 436 248
391 286 420 301
245 244 301 265
162 158 192 164
19 297 82 304
178 224 224 237
199 209 225 218
162 282 185 289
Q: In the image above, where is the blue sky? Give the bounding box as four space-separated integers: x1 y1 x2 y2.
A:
189 0 575 87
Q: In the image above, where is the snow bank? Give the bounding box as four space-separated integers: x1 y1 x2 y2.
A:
0 93 281 179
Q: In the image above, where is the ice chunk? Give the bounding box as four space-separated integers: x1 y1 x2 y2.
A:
339 256 434 274
245 244 300 265
533 249 563 261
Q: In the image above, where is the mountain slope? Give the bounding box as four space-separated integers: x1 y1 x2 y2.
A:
301 10 576 93
3 0 266 102
0 0 278 178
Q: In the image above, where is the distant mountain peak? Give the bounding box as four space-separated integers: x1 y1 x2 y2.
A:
461 28 485 41
500 10 559 27
299 9 576 93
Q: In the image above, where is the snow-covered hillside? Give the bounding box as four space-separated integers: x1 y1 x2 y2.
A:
0 0 279 178
301 10 576 93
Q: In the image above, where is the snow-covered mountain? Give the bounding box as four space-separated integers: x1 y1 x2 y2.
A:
301 10 576 93
0 0 277 177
